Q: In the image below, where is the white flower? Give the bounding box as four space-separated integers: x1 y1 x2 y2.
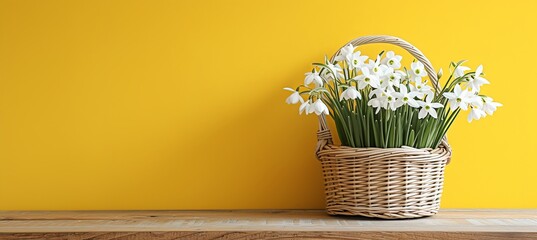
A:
369 87 386 98
466 65 490 93
442 84 473 111
385 91 398 110
417 94 443 119
334 44 356 63
482 96 502 115
410 77 433 98
454 65 470 78
299 100 311 115
382 51 402 69
350 51 369 69
368 97 386 114
304 69 323 87
340 86 361 101
354 67 380 90
378 67 392 88
364 57 385 76
283 87 303 104
368 89 396 111
391 70 407 89
468 105 486 122
437 68 443 79
311 99 329 115
380 67 405 90
411 61 428 78
324 62 344 80
393 85 419 108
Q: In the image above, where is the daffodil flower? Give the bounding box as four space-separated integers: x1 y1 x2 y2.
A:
382 51 402 69
354 67 380 90
340 86 361 101
283 87 303 104
442 84 472 110
304 69 323 86
417 94 443 119
393 85 419 108
411 61 428 78
466 65 490 93
311 99 329 115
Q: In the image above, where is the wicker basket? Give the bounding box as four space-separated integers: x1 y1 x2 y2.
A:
315 35 452 219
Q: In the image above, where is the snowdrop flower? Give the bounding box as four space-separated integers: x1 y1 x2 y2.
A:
410 77 433 98
351 51 369 69
378 66 392 86
368 89 396 111
393 85 419 108
454 65 470 78
417 94 443 119
385 92 398 111
364 57 385 76
384 69 403 89
369 87 387 98
334 44 356 63
368 96 387 114
324 62 344 80
380 67 403 90
411 61 428 78
299 100 311 115
482 96 502 115
437 68 444 79
354 67 380 90
442 84 472 110
468 105 486 122
340 86 361 101
311 99 329 115
382 51 402 69
304 70 323 86
466 65 490 93
283 87 303 104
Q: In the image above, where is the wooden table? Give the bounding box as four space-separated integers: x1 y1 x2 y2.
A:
1 210 536 239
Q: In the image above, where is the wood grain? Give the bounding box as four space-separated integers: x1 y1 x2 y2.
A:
1 232 536 240
0 210 536 239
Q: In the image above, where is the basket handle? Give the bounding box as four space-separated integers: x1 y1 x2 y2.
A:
315 35 452 162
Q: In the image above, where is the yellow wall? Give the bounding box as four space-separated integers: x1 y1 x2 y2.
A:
0 0 536 210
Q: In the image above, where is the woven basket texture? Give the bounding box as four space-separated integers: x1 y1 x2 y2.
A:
316 35 452 219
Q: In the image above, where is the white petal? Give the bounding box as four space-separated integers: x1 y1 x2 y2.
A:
476 65 483 76
407 99 419 108
431 103 443 108
418 108 427 119
429 108 438 118
283 87 295 92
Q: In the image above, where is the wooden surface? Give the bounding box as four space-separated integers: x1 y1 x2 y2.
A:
0 209 536 239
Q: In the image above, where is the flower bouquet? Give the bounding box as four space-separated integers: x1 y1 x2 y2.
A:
284 36 500 219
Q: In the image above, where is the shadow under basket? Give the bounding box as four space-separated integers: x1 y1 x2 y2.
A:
314 35 452 219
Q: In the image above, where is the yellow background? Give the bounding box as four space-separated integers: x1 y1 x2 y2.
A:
1 0 536 210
